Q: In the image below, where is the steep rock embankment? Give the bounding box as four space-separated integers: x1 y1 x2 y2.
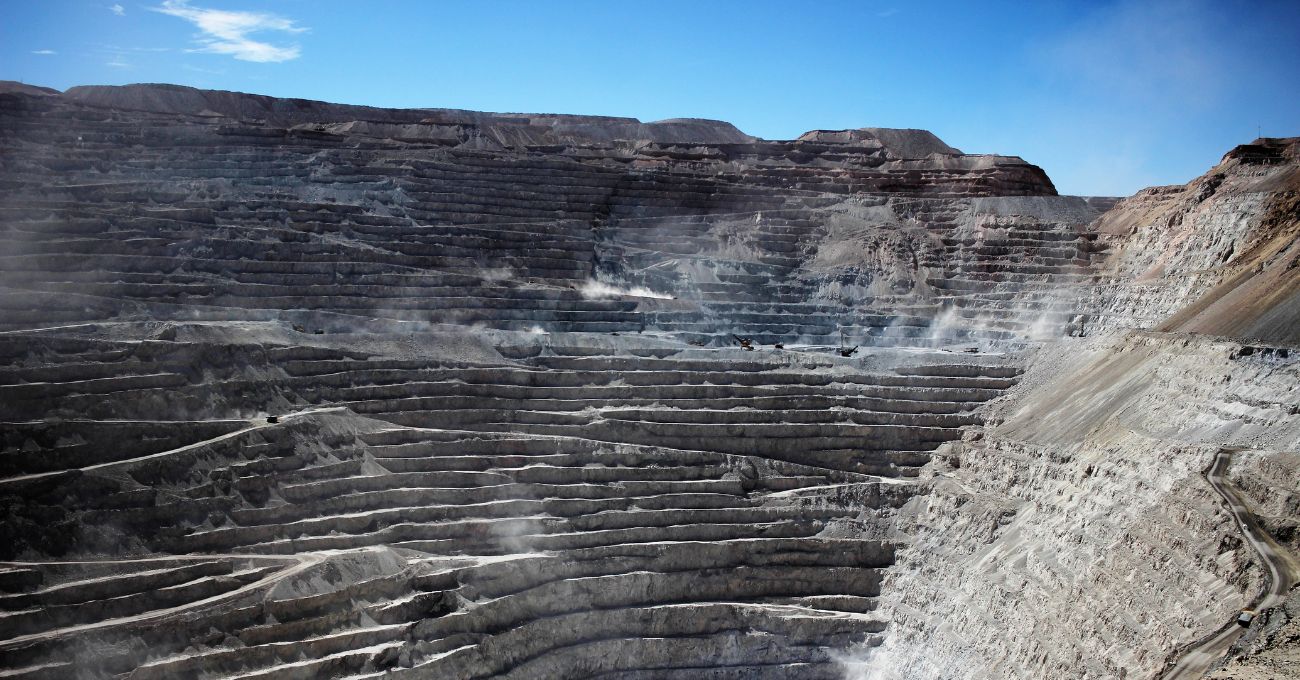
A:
1087 138 1300 343
874 331 1298 679
872 140 1300 680
0 82 1093 351
0 82 1074 680
0 82 1293 679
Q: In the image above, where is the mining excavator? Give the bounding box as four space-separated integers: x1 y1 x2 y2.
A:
733 335 754 351
836 326 858 357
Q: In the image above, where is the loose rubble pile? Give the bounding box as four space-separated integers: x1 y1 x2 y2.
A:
0 82 1295 679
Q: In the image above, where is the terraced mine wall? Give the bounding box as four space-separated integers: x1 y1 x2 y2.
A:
870 138 1300 680
0 83 1296 679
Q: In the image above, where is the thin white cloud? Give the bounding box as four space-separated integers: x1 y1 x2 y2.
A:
153 0 306 63
110 4 125 15
31 49 57 55
94 43 172 52
106 58 131 68
182 63 226 75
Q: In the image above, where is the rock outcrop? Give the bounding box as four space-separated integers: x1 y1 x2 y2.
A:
0 83 1295 680
868 138 1300 679
1085 137 1300 344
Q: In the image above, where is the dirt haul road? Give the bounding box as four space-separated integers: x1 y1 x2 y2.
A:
1163 449 1299 679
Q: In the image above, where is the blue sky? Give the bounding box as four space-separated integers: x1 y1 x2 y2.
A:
3 0 1297 196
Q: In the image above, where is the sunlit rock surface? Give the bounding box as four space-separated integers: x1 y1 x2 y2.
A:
0 82 1295 679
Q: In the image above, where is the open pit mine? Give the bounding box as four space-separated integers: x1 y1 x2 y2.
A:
0 81 1297 680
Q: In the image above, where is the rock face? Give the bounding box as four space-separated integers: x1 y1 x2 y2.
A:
870 139 1300 680
796 128 963 158
1081 138 1300 344
875 332 1298 678
0 84 1295 680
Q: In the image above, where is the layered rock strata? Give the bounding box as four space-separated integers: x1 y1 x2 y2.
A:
0 82 1295 679
869 139 1300 679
